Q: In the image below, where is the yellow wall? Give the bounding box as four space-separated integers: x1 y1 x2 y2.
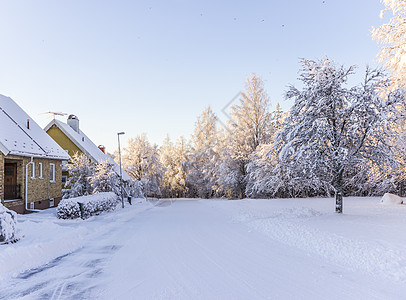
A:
46 125 83 157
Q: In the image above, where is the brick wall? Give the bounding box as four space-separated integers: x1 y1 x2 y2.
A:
1 153 64 213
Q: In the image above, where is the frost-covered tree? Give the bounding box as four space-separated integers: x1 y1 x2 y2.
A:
188 107 222 198
275 58 406 213
64 153 94 198
160 135 190 197
372 0 406 89
121 134 164 198
219 74 272 198
123 179 144 199
231 74 273 151
90 160 120 195
245 103 327 199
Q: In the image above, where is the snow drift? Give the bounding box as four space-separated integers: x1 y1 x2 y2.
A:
380 193 403 205
57 192 119 219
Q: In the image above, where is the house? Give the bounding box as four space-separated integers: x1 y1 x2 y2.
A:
44 115 131 183
0 95 70 213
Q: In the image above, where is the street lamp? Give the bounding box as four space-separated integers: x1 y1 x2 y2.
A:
117 131 125 208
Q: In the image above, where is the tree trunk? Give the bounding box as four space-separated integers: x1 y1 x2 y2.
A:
335 169 344 214
335 191 343 213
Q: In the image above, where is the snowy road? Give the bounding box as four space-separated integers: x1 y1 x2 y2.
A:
1 198 406 299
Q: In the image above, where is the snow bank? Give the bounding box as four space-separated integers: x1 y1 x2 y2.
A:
57 192 119 219
380 193 403 205
0 203 18 243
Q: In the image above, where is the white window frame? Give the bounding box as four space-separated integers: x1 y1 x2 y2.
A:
50 163 56 182
30 162 35 179
38 162 43 179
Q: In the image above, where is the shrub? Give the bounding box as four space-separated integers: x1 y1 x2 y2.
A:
57 192 119 219
56 199 81 219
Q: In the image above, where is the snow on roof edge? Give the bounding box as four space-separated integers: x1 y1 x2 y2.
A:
44 119 132 181
0 95 70 160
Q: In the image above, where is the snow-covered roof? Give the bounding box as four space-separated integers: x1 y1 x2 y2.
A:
0 94 70 160
44 119 131 181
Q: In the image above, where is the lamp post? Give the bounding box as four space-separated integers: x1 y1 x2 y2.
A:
117 131 125 208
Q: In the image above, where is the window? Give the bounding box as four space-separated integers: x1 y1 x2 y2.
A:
38 163 43 178
49 198 55 207
50 163 55 182
62 175 67 185
30 163 35 179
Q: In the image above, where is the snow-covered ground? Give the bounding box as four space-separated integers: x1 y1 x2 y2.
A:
0 197 405 299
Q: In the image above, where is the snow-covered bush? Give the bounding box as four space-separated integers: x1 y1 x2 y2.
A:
57 192 119 219
56 199 81 219
0 203 17 243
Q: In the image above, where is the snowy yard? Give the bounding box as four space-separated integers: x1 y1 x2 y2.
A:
0 197 406 299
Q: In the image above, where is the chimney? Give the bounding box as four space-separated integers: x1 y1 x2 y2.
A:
67 114 79 133
98 145 106 154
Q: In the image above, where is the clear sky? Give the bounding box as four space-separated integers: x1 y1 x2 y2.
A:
0 0 387 153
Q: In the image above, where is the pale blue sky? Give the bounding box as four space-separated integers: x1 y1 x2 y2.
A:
0 0 386 152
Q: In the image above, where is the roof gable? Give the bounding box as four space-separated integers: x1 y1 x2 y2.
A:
44 119 131 181
0 95 70 160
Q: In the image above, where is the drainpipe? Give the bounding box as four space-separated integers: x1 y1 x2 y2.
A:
25 157 40 213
